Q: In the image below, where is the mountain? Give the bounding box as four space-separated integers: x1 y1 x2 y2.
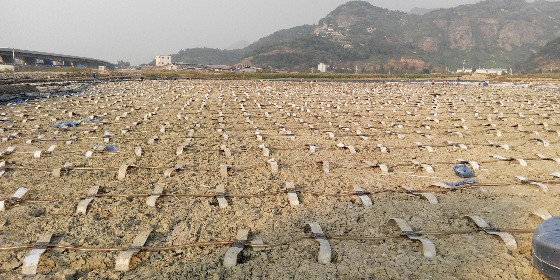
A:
171 48 244 65
168 0 560 73
409 7 436 15
518 37 560 72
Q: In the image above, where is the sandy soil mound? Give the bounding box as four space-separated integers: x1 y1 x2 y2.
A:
1 80 559 279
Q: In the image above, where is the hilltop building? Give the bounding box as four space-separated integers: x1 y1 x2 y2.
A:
155 55 171 66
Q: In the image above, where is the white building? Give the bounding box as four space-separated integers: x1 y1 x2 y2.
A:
475 68 508 75
156 55 172 66
456 68 473 74
318 63 328 73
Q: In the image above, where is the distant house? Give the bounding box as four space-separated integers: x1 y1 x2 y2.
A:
165 64 179 71
475 68 508 75
175 62 205 70
318 63 329 73
155 55 171 66
456 68 473 74
207 65 233 72
235 67 257 73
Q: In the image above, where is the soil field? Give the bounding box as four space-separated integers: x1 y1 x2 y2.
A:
1 79 559 279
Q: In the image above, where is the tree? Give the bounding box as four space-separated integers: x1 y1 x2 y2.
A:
117 60 131 68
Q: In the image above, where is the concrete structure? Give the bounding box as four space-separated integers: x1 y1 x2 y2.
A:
235 67 257 73
156 55 171 66
0 65 15 72
175 63 205 70
165 64 179 71
475 68 508 75
318 63 328 73
0 48 113 68
207 65 233 72
456 68 473 74
98 66 106 71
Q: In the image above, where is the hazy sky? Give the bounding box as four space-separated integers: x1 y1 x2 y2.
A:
0 0 554 65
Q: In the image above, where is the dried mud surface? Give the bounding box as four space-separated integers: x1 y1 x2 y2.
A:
1 80 559 279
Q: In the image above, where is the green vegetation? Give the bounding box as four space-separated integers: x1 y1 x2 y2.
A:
495 73 560 80
117 60 131 68
244 25 316 54
17 67 91 73
142 71 183 79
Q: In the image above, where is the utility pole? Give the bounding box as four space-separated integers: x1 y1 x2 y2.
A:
12 48 17 71
462 60 465 73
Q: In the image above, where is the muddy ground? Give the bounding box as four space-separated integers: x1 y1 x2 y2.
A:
1 79 559 279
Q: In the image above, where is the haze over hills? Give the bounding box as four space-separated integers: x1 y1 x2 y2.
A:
519 37 560 72
170 0 560 73
226 40 251 50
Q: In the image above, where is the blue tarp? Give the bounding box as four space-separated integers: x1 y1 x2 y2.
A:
52 121 80 128
106 145 118 152
446 178 477 187
453 164 475 178
444 164 477 187
52 117 102 128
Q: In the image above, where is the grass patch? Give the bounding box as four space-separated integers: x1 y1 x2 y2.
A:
493 73 560 82
18 67 91 73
